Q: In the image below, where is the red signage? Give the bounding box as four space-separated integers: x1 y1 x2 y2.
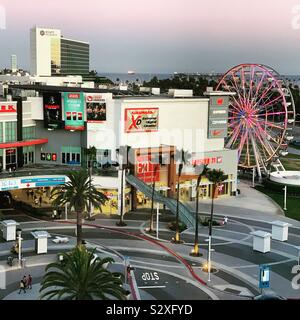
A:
125 108 159 133
68 93 80 99
0 104 17 113
86 95 103 102
192 157 222 166
217 98 224 105
212 129 226 137
136 155 160 183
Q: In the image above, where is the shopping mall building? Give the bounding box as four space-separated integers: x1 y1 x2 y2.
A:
0 84 238 215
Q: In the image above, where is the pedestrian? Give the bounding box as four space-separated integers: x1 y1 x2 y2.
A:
39 195 42 207
27 274 32 289
223 216 228 225
18 277 26 294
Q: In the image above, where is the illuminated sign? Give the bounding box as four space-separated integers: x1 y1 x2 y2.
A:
208 96 229 139
63 92 85 131
86 95 103 102
136 154 160 183
125 108 159 133
43 92 63 129
0 103 17 113
52 153 57 161
192 157 223 166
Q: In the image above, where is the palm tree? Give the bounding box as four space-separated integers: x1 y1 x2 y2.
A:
173 149 191 243
51 170 108 246
190 164 208 257
84 146 97 220
205 169 227 275
40 245 126 300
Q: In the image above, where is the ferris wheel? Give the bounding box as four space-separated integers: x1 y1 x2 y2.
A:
216 64 295 177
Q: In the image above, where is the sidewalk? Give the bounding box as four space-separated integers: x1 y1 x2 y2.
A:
187 181 300 228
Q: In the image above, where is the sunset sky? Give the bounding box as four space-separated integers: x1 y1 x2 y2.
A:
0 0 300 74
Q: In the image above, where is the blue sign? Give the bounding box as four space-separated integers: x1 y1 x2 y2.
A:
21 177 65 184
259 265 270 289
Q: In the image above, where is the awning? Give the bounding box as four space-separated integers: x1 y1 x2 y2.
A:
0 138 48 149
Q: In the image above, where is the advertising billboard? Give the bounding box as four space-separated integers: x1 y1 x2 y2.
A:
136 154 160 183
63 92 84 131
207 96 229 139
86 94 106 123
43 92 62 129
125 108 159 133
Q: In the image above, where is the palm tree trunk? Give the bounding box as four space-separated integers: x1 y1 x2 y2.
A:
117 168 127 226
193 178 200 255
149 178 155 232
88 163 92 220
77 211 82 246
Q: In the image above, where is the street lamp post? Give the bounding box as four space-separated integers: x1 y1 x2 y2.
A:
156 203 160 239
190 164 206 257
283 185 287 211
17 230 22 267
204 238 215 282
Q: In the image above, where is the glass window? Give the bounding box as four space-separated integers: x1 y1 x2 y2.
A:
62 153 66 164
22 127 36 140
0 123 3 143
5 122 17 142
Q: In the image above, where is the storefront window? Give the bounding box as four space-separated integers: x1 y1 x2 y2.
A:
6 148 17 170
5 122 17 142
61 146 81 165
22 126 36 140
23 146 34 165
0 123 3 143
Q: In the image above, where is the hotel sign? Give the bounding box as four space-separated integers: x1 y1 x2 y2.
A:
125 108 159 133
208 96 229 139
0 103 17 113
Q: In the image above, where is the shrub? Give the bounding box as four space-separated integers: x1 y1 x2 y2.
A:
168 221 187 232
201 218 221 226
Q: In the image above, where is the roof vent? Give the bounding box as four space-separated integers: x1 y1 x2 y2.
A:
168 89 193 97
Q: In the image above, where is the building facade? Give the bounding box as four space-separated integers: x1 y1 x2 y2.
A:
0 86 238 214
30 27 90 79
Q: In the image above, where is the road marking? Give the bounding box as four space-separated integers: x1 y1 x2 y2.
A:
231 258 295 269
138 285 166 289
133 264 219 300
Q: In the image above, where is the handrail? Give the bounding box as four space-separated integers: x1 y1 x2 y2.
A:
125 174 195 228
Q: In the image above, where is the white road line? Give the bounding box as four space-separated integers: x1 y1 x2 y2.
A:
138 285 166 289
